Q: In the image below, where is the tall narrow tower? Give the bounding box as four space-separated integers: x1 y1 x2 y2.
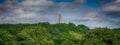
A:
58 13 62 24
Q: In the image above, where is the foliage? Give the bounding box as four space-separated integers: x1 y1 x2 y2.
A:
83 28 119 45
0 23 119 45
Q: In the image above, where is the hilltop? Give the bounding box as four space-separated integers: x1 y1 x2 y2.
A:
0 22 120 45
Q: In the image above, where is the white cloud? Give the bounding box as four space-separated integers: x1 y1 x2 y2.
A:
22 0 54 6
0 0 119 28
75 12 102 21
117 0 120 2
19 13 37 18
101 0 120 17
102 3 120 12
0 0 54 24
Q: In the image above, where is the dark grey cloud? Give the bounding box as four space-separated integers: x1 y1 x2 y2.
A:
99 0 120 28
0 0 54 24
0 0 85 24
101 0 120 17
0 0 119 28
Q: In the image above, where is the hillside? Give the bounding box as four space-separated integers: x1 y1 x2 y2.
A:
0 22 120 45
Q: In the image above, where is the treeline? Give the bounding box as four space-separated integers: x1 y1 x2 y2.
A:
0 22 120 45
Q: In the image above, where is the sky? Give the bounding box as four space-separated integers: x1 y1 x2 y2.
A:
0 0 120 28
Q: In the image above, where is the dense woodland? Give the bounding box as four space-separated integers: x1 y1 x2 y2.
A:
0 22 120 45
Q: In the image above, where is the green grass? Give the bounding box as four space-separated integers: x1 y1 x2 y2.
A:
69 31 83 40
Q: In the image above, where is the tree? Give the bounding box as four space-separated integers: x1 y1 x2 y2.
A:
0 29 15 45
60 40 75 45
83 28 116 45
